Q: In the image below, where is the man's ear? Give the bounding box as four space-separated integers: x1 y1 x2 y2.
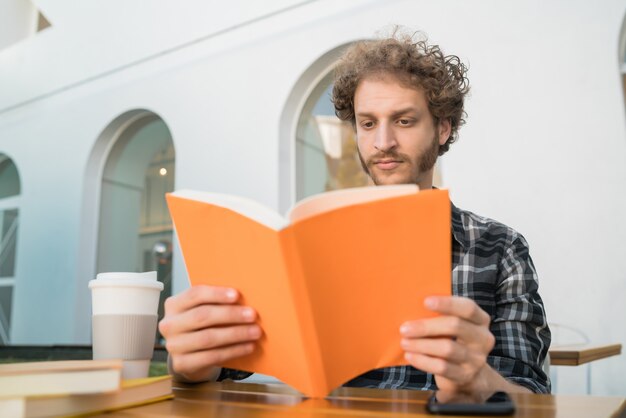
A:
438 119 451 145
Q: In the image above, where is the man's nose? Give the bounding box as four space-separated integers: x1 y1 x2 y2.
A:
374 122 397 152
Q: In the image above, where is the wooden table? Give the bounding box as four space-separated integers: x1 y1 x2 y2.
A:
549 343 622 366
93 380 626 418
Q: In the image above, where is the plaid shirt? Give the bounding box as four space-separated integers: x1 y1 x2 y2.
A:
221 203 551 393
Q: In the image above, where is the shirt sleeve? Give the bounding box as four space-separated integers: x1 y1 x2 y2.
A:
217 368 254 381
489 232 551 394
167 355 253 383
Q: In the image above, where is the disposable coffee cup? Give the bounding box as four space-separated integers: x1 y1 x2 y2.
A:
89 271 164 379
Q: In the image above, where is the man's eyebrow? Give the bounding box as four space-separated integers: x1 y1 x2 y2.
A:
355 107 421 119
355 111 376 119
390 107 420 118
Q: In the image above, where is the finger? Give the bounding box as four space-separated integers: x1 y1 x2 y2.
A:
405 352 471 384
164 285 239 315
170 342 256 376
424 296 490 326
165 324 262 354
401 315 490 342
160 304 257 336
401 337 468 364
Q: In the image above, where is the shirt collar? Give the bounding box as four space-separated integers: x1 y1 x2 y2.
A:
431 186 469 249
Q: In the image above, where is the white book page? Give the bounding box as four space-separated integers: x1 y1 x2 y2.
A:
287 184 419 223
171 190 289 230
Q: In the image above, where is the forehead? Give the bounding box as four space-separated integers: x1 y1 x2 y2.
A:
354 74 428 114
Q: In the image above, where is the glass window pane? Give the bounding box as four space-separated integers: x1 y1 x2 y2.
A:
296 73 369 201
0 285 13 343
141 144 175 229
0 209 18 277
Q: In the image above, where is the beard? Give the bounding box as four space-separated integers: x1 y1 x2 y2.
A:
357 132 440 185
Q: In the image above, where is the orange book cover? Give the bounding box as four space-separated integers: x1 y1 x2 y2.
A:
166 185 451 398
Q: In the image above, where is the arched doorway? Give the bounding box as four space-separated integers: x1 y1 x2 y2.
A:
96 112 175 338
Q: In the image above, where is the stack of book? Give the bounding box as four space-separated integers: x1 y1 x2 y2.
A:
0 359 172 417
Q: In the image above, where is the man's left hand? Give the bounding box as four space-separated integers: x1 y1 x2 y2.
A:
400 296 496 394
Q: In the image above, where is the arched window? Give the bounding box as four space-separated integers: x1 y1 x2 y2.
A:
96 113 175 335
0 155 21 344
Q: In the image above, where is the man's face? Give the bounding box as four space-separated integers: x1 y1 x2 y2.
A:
354 74 450 187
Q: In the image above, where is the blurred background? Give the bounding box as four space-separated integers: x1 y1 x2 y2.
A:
0 0 624 396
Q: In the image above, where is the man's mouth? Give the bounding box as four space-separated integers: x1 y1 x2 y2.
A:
373 159 403 170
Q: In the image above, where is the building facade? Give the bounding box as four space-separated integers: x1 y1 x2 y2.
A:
1 0 625 395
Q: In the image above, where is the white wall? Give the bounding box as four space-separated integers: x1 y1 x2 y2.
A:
0 0 624 395
0 0 37 52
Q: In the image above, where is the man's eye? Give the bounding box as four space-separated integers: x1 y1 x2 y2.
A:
361 121 374 128
398 119 411 125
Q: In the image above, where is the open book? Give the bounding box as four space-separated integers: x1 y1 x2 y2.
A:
166 185 451 398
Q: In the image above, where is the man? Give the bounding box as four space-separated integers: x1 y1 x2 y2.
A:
158 32 551 395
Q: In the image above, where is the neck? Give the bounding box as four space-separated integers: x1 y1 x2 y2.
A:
416 168 435 191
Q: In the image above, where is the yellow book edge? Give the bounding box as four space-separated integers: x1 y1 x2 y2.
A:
69 393 174 418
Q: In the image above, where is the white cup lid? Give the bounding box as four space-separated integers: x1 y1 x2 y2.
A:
89 271 164 290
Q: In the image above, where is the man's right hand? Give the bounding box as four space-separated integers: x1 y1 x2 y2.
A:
158 285 262 382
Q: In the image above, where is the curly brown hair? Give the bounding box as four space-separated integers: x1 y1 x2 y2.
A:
332 31 469 155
